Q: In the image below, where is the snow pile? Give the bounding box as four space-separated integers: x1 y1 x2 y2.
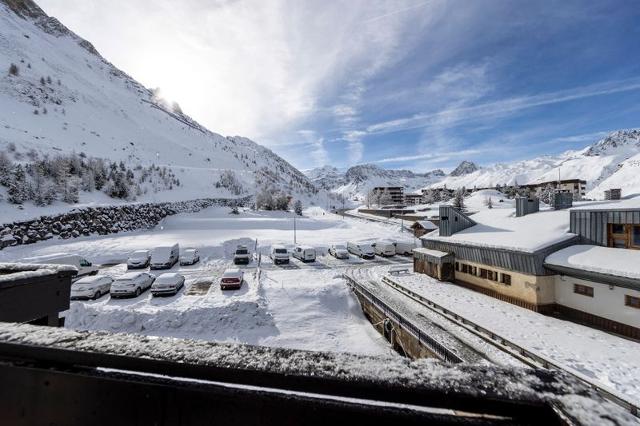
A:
545 245 640 279
426 207 575 252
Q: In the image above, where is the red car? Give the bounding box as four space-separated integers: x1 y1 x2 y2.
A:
220 268 244 290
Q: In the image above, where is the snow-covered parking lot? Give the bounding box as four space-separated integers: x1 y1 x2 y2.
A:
0 206 407 356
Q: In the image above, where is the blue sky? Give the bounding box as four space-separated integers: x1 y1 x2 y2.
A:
40 0 640 172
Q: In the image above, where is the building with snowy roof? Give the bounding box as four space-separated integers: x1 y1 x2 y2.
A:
416 201 640 339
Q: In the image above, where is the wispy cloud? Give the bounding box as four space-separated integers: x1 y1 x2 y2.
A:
366 77 640 135
373 148 485 164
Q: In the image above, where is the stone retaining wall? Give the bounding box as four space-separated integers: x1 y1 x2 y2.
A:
0 197 251 248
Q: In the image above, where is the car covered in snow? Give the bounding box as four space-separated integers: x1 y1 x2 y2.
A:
347 242 375 259
292 245 316 262
328 243 349 259
70 275 113 300
269 245 289 264
220 268 244 290
393 240 416 256
110 272 155 298
179 248 200 266
23 253 98 278
127 250 151 269
150 244 180 269
151 273 185 296
373 240 396 257
233 245 251 265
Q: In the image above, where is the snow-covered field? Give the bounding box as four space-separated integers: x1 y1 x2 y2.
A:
0 206 406 356
380 268 640 404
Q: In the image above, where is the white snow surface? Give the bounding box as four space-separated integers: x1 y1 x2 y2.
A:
0 206 407 356
425 207 575 252
383 269 640 404
545 245 640 279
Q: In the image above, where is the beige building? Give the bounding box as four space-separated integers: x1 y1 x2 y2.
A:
415 201 640 339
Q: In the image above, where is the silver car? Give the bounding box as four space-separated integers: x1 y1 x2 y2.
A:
110 272 155 298
70 275 113 300
179 249 200 266
151 273 185 296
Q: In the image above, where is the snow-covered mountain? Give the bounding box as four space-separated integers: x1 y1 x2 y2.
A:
0 0 322 217
449 161 479 177
305 163 444 201
431 129 640 199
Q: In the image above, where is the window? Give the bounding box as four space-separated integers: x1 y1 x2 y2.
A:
487 270 494 281
501 273 511 285
461 264 469 274
633 226 640 248
611 224 625 234
625 295 640 309
471 266 477 276
574 284 594 297
455 262 460 271
480 268 488 279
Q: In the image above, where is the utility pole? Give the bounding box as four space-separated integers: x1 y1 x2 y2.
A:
293 209 297 245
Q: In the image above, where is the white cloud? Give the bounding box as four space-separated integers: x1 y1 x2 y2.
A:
37 0 429 146
297 130 328 167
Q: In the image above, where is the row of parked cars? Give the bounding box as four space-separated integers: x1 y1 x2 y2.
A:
126 244 201 270
70 271 186 300
230 240 415 266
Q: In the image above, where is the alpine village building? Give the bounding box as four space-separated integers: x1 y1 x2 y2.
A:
414 197 640 340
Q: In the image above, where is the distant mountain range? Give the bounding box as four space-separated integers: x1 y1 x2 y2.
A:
306 129 640 201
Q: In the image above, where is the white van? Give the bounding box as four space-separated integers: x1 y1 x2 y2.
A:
270 245 290 264
374 240 396 257
394 240 417 255
347 242 375 259
23 253 98 278
292 245 316 262
150 244 180 270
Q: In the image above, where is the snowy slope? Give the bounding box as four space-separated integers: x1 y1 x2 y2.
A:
0 0 322 209
431 130 640 199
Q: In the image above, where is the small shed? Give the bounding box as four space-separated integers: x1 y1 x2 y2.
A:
410 220 438 237
413 248 455 281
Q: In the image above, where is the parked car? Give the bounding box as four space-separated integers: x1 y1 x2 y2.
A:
127 250 151 269
292 245 316 262
151 273 185 296
220 268 244 290
180 248 200 266
70 275 113 300
393 240 417 256
110 272 155 298
374 240 396 257
328 244 349 259
23 253 98 278
233 245 251 265
150 244 180 270
347 242 375 259
269 245 289 264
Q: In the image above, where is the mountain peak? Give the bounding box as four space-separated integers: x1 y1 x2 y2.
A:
584 129 640 157
450 161 479 177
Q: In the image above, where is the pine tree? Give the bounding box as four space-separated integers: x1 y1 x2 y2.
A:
0 151 13 186
7 165 27 204
8 63 19 76
452 187 466 212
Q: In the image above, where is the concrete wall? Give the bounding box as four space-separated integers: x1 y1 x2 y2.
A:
554 275 640 328
455 259 556 306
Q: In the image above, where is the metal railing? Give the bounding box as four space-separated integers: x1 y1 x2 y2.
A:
343 274 463 364
381 275 640 418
